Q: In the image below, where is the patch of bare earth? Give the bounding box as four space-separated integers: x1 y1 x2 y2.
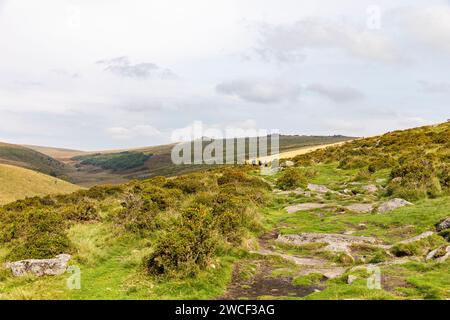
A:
220 260 321 300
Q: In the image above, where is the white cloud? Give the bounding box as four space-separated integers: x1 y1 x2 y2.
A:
97 56 177 80
307 83 365 103
397 5 450 54
107 125 162 140
216 79 301 103
254 18 399 63
418 80 450 94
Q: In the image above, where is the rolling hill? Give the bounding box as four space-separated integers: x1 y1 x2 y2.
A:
0 142 67 178
0 164 82 205
66 135 355 186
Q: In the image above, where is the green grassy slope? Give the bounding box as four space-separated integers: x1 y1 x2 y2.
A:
0 164 82 205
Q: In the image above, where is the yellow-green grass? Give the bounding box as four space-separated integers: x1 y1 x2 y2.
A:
0 164 82 205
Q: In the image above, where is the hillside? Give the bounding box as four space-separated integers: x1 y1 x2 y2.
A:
22 145 87 160
0 164 82 205
0 142 67 178
0 122 448 300
67 135 354 186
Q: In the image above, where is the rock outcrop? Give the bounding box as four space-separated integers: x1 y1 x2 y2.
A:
377 198 413 214
276 233 379 254
5 254 71 277
436 218 450 232
345 203 374 213
307 184 332 194
426 246 450 263
362 184 378 194
398 231 434 244
285 203 328 213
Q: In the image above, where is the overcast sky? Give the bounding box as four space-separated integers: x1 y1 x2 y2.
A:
0 0 449 150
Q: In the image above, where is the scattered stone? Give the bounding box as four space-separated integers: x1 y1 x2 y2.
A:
437 247 450 263
377 198 413 214
345 203 374 213
436 218 450 232
426 246 450 263
399 231 434 244
274 188 305 196
342 189 354 195
426 248 440 261
285 203 328 213
363 184 378 194
284 160 295 167
307 184 332 194
5 254 71 277
277 233 379 254
343 230 355 235
347 275 358 284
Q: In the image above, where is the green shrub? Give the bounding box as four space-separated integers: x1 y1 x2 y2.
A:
62 201 99 222
114 193 160 234
276 168 307 190
164 174 210 194
146 205 219 277
1 209 71 260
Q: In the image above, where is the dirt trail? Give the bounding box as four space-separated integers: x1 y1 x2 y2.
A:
246 141 349 164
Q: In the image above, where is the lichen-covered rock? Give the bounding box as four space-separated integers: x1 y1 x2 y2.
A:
345 203 374 213
307 184 332 194
276 233 378 254
426 246 450 263
362 184 378 194
347 275 358 284
285 203 328 213
5 254 71 277
377 198 413 214
398 231 434 244
436 218 450 232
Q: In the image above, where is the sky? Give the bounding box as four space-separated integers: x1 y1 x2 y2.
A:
0 0 449 150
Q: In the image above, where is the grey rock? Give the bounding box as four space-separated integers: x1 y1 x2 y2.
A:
277 233 378 254
284 160 295 167
426 246 450 263
5 254 71 277
398 231 434 244
377 198 413 214
307 184 332 194
436 218 450 232
285 203 328 213
345 203 374 213
347 275 358 284
363 184 378 194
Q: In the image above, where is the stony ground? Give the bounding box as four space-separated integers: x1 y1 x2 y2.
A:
222 165 450 300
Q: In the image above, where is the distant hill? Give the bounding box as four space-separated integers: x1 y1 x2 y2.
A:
22 144 87 160
1 135 355 187
67 135 355 186
0 142 67 178
0 164 81 205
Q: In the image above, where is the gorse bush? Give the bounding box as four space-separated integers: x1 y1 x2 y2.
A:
0 209 71 260
276 168 307 190
62 200 99 222
387 157 445 200
146 205 219 277
164 173 211 194
114 193 160 234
